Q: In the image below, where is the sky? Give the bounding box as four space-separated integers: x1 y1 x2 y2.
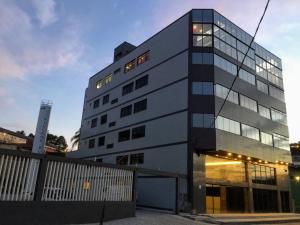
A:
0 0 299 149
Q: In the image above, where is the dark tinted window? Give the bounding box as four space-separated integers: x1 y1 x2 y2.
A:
192 82 214 95
122 82 134 96
96 158 103 162
107 143 114 149
98 136 105 146
111 98 118 104
103 94 109 104
130 153 144 165
91 118 98 128
88 139 95 149
134 99 147 113
120 105 132 118
100 114 107 124
109 122 116 127
135 75 148 90
116 155 129 165
192 52 213 64
118 129 130 142
114 68 121 74
132 125 145 139
93 99 100 108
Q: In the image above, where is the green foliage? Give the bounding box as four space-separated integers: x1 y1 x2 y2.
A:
26 132 68 152
71 129 80 149
46 133 68 152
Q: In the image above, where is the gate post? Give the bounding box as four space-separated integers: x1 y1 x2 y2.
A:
34 156 48 201
131 170 138 204
175 176 180 214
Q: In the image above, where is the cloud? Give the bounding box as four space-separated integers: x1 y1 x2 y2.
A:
31 0 58 27
0 0 85 79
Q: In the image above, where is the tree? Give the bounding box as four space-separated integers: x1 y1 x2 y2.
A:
28 133 35 139
16 130 26 136
46 133 68 152
71 129 80 149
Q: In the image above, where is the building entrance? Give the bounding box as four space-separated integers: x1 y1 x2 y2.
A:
253 189 278 212
206 184 246 213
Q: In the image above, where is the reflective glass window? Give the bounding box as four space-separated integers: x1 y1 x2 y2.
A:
240 95 257 112
271 109 287 125
273 134 289 150
258 105 271 119
215 116 240 135
192 113 214 128
261 132 273 146
215 84 239 104
241 124 259 141
257 80 269 94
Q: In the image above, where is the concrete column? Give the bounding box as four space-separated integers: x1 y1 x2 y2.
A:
220 186 227 213
277 190 282 212
192 153 206 214
245 162 254 213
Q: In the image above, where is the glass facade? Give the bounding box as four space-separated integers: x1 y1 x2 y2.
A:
215 84 239 104
241 124 259 141
191 9 290 214
273 134 290 150
251 164 276 185
192 82 214 95
192 52 214 64
215 116 240 135
240 95 257 112
271 109 287 125
261 132 273 146
239 69 255 85
257 80 269 94
192 113 214 128
193 24 213 47
258 105 271 119
214 54 237 75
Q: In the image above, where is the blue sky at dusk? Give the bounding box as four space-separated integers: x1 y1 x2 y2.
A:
0 0 299 149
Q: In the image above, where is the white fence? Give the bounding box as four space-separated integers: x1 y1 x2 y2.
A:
0 151 134 202
42 161 133 201
0 154 39 201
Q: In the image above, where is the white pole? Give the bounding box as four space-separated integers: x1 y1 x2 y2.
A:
26 100 52 199
32 100 52 154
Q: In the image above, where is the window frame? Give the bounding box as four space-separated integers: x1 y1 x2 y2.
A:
120 105 132 118
98 136 105 146
102 94 109 105
135 75 149 90
133 99 147 114
122 82 134 96
118 129 131 142
132 125 146 139
137 51 150 66
124 59 136 73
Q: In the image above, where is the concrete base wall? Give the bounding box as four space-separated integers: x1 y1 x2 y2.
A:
0 201 135 225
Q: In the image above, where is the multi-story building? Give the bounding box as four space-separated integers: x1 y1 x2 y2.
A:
290 143 300 166
70 9 292 213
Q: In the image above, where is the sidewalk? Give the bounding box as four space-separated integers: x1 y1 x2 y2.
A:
73 210 300 225
183 212 300 224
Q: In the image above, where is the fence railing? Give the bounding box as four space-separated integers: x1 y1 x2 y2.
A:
0 154 40 201
0 149 134 202
41 160 133 201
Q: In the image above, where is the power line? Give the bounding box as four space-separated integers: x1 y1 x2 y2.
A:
210 0 271 128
